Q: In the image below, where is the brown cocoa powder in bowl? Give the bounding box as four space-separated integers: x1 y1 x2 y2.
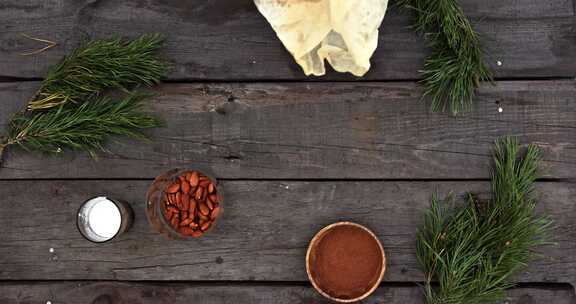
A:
309 225 383 300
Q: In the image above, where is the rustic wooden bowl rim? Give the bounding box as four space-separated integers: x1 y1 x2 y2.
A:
305 221 386 303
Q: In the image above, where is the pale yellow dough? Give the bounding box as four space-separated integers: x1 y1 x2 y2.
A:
254 0 388 76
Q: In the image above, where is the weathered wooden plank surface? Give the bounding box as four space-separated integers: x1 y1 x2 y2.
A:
1 282 574 304
0 180 573 285
0 0 574 80
1 80 574 179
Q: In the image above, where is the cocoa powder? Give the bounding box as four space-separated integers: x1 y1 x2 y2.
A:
309 225 383 300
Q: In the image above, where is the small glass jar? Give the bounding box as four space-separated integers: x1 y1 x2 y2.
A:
146 167 223 240
77 197 133 243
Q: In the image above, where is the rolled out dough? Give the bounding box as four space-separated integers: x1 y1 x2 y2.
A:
254 0 389 76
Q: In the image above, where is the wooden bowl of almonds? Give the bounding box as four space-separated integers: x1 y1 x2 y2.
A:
146 168 223 239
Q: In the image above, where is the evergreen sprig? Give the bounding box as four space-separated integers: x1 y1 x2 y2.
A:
27 34 167 110
4 93 161 157
417 137 551 304
0 34 167 164
398 0 492 114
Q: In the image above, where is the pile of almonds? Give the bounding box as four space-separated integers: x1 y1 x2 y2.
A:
162 170 221 237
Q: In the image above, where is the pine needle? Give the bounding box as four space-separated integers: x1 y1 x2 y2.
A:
417 137 551 304
27 34 168 110
6 92 161 156
398 0 492 114
19 33 58 56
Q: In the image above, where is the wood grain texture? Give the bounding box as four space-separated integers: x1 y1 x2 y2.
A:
1 80 574 179
0 0 574 80
0 282 574 304
0 180 574 285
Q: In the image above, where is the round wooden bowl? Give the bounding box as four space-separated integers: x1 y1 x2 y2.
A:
306 222 386 303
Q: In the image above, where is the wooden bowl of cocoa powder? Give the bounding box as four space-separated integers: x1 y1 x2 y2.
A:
306 222 386 302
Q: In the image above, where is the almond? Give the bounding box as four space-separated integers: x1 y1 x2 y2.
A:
179 227 195 236
195 187 203 201
208 183 215 194
171 214 179 228
199 202 210 216
209 194 218 203
178 191 183 202
181 194 190 211
166 182 180 194
189 199 197 213
199 179 210 187
181 180 190 194
191 230 203 238
180 218 193 226
190 171 199 188
206 199 214 210
167 206 179 214
198 212 209 221
200 221 211 231
211 206 221 219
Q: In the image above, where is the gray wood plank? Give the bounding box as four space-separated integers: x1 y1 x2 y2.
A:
0 0 574 80
1 80 574 179
0 282 574 304
0 180 574 285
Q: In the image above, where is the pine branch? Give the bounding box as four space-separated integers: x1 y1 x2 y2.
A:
6 92 161 156
27 34 168 110
417 137 551 304
398 0 492 114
